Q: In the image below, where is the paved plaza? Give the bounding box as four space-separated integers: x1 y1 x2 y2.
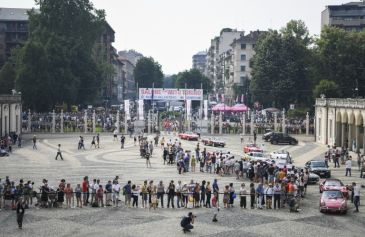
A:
0 133 364 237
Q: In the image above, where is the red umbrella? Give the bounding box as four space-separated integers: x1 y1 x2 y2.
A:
230 103 249 112
212 103 231 112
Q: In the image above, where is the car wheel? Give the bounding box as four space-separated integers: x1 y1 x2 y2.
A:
342 210 347 215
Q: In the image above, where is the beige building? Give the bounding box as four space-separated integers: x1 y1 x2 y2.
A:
0 94 22 136
315 98 365 153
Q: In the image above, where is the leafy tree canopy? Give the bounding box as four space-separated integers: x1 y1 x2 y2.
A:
313 79 341 99
175 68 212 93
134 57 164 89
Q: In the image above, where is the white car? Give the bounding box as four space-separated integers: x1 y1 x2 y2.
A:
270 150 292 162
274 158 293 169
245 152 270 162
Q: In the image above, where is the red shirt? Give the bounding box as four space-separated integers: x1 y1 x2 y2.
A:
82 181 88 192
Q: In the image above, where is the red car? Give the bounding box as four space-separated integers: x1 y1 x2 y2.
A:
320 190 347 214
243 144 263 153
201 137 225 147
178 132 199 141
319 179 349 199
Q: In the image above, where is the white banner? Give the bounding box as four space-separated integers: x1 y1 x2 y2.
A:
204 100 208 120
139 88 203 101
124 100 130 116
186 99 191 121
138 99 144 120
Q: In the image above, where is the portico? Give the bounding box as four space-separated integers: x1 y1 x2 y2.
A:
315 98 365 154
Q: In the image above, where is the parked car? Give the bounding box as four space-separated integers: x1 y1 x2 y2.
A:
262 131 277 141
270 133 298 145
178 132 199 141
308 172 320 184
319 179 349 198
244 152 270 162
244 144 263 153
305 160 331 178
201 137 226 147
319 190 347 214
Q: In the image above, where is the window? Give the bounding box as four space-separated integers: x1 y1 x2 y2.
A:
240 66 246 72
240 54 246 61
252 44 256 49
241 43 246 49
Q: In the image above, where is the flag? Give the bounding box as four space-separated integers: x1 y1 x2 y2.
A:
241 94 244 104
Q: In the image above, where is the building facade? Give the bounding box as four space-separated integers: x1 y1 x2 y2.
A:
206 28 244 97
192 51 207 74
0 94 22 137
119 58 136 100
0 8 29 68
315 98 365 154
118 50 143 66
321 1 365 31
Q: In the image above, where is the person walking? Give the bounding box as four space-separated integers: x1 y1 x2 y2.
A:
352 182 360 212
345 157 352 177
32 135 37 150
16 198 25 229
55 144 63 160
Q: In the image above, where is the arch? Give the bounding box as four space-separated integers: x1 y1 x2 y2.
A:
355 111 363 126
347 110 355 125
336 110 342 122
341 110 348 123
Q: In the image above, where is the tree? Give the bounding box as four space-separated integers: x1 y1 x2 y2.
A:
250 20 313 109
134 57 163 88
175 68 213 92
163 74 177 88
0 62 16 94
315 27 365 98
313 80 340 98
15 0 106 111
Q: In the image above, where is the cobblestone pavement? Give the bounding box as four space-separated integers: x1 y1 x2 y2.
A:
0 133 364 237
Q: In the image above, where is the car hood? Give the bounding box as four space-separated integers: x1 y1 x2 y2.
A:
311 167 329 171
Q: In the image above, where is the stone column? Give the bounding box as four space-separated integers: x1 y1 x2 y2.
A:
84 110 88 134
60 110 64 133
210 114 214 135
306 112 309 135
348 124 352 151
147 111 151 134
242 112 246 135
219 112 222 134
116 110 120 133
52 110 56 133
274 112 277 132
92 110 96 133
341 123 346 148
282 109 286 133
250 112 254 135
355 125 361 153
363 125 365 155
27 109 31 133
124 112 128 135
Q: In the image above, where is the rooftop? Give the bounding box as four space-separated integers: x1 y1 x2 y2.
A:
0 8 31 21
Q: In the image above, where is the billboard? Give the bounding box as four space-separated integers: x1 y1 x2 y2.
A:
139 88 203 101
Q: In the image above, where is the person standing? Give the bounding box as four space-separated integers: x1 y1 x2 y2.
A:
250 183 256 209
123 181 132 208
120 135 125 149
149 141 154 156
345 158 352 177
239 183 247 209
353 182 360 212
55 144 63 160
273 182 282 209
167 180 175 208
32 135 37 150
96 133 100 148
16 198 25 229
157 181 165 208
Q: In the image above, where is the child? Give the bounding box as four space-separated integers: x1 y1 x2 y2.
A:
97 185 104 207
75 184 82 208
212 193 219 222
64 183 73 208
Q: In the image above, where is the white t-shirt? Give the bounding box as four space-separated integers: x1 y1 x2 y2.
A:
113 184 120 192
353 185 360 197
345 160 352 169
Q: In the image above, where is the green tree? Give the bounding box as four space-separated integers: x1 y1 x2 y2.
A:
313 80 340 98
175 68 213 92
250 20 313 109
315 27 365 98
134 57 163 88
15 0 106 111
0 62 16 94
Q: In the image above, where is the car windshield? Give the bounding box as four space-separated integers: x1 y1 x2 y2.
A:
311 161 326 167
325 180 343 186
323 190 343 199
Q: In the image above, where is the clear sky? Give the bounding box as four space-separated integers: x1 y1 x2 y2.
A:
2 0 348 75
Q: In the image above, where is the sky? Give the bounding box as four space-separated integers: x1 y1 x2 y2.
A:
2 0 349 75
